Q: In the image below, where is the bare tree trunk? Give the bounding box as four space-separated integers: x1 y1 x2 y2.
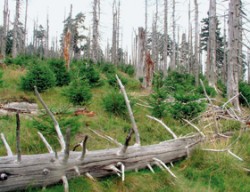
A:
117 0 120 64
152 0 159 70
169 0 176 71
136 27 145 82
1 0 8 58
188 0 192 74
92 0 100 63
163 0 168 75
227 0 241 111
112 0 117 65
222 12 227 84
207 0 217 88
23 0 28 54
45 12 49 58
248 48 250 84
194 0 199 86
12 0 20 58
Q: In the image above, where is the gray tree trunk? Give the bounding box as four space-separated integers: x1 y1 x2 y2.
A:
169 0 176 71
92 0 100 62
23 0 28 54
194 0 199 86
12 0 20 58
152 0 159 70
227 0 241 111
112 0 118 65
136 27 145 81
206 0 217 88
163 0 168 75
1 0 8 58
248 48 250 84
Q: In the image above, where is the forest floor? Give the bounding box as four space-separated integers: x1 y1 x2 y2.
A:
0 62 250 192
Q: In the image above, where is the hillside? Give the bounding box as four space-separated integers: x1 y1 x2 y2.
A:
0 59 250 192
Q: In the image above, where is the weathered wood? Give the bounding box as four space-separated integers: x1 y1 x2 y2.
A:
0 135 201 192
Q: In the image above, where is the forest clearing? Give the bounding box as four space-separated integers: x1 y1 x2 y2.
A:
0 0 250 191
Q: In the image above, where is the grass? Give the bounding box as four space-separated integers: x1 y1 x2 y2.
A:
0 62 249 191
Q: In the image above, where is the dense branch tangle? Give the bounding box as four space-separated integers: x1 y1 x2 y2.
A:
0 83 201 192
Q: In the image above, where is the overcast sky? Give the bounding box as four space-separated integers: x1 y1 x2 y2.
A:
1 0 249 54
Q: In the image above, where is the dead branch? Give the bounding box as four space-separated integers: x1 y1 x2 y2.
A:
38 132 54 154
183 119 205 138
80 136 88 160
116 74 141 146
0 133 13 157
119 128 134 155
147 115 178 139
16 113 21 162
63 128 70 163
34 86 66 152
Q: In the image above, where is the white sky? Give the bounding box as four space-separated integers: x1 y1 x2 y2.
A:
0 0 249 54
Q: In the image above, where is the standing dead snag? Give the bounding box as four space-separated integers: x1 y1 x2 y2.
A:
116 75 141 146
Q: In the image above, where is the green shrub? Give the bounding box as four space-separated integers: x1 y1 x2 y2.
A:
48 58 70 87
239 81 250 106
197 84 217 97
64 79 92 106
119 64 135 76
101 63 116 74
102 91 127 116
78 64 101 87
21 64 56 92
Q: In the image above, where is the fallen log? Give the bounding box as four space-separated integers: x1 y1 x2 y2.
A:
0 135 201 192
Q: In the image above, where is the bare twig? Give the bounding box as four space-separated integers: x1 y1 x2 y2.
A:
153 158 177 178
1 133 13 156
34 86 66 152
222 93 240 109
117 162 125 182
85 172 95 181
74 166 81 176
80 136 88 160
147 164 155 173
38 132 54 154
116 74 141 146
61 176 69 192
147 115 178 139
183 119 205 138
119 128 134 155
16 113 21 162
88 128 122 147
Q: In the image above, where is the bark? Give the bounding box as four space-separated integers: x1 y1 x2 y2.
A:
206 0 217 88
188 0 193 74
163 0 168 75
0 135 201 192
152 0 159 70
1 0 8 58
136 27 145 81
248 49 250 84
12 0 20 58
45 12 49 58
194 0 199 86
112 0 117 64
169 0 176 71
227 0 241 111
222 13 227 84
23 0 28 53
92 0 100 62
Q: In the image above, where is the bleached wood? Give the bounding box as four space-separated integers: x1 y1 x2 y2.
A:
63 128 70 163
85 172 95 181
80 136 88 160
222 93 240 109
147 115 178 139
88 128 122 147
117 162 125 182
183 119 205 138
147 164 155 173
62 176 69 192
0 133 13 157
37 132 54 154
34 86 66 152
116 75 141 146
0 135 200 192
153 158 177 178
74 166 80 176
227 150 243 161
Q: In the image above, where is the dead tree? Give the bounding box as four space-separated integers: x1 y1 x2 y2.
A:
1 0 8 58
12 0 20 58
23 0 28 53
169 0 176 71
45 12 49 58
248 48 250 84
206 0 217 88
136 27 146 83
152 0 159 70
227 0 241 111
194 0 199 86
163 0 168 75
111 0 118 65
0 84 201 192
92 0 100 62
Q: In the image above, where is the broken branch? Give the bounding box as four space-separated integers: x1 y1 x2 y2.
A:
16 113 21 162
34 86 66 152
37 132 54 154
0 133 13 157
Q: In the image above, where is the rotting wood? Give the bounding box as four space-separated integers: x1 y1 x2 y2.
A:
0 135 200 192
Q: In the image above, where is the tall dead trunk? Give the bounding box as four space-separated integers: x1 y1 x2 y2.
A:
45 12 49 58
111 0 117 65
12 0 20 58
136 27 145 82
207 0 217 88
1 0 8 58
92 0 100 63
23 0 28 54
169 0 176 71
222 13 227 84
152 0 159 70
188 0 193 74
227 0 241 111
194 0 199 86
163 0 168 75
248 48 250 84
